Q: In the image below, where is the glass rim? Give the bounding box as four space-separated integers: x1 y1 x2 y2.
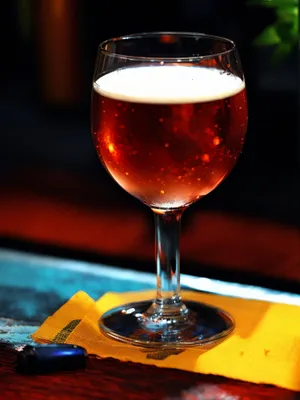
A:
99 31 236 62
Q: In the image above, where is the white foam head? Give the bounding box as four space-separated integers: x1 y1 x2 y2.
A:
94 66 245 105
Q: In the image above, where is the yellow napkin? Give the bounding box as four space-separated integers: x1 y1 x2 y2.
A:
32 290 300 391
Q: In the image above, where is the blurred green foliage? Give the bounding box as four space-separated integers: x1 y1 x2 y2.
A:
248 0 298 61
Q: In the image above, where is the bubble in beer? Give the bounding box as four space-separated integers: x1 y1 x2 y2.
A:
213 136 221 146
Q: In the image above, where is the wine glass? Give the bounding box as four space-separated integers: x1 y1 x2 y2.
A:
91 32 248 347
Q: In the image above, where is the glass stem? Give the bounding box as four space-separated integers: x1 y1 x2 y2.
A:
142 209 188 331
153 209 183 309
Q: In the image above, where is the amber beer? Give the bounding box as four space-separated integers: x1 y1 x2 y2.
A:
92 66 247 209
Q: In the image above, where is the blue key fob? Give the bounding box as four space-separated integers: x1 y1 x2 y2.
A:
16 344 87 374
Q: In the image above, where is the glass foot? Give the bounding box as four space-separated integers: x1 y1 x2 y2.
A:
99 300 234 348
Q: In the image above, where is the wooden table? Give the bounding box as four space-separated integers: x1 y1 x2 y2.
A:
0 249 298 399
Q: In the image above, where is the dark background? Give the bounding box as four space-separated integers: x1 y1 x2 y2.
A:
0 0 299 289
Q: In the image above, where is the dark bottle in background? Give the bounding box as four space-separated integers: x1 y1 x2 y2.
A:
34 0 83 109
